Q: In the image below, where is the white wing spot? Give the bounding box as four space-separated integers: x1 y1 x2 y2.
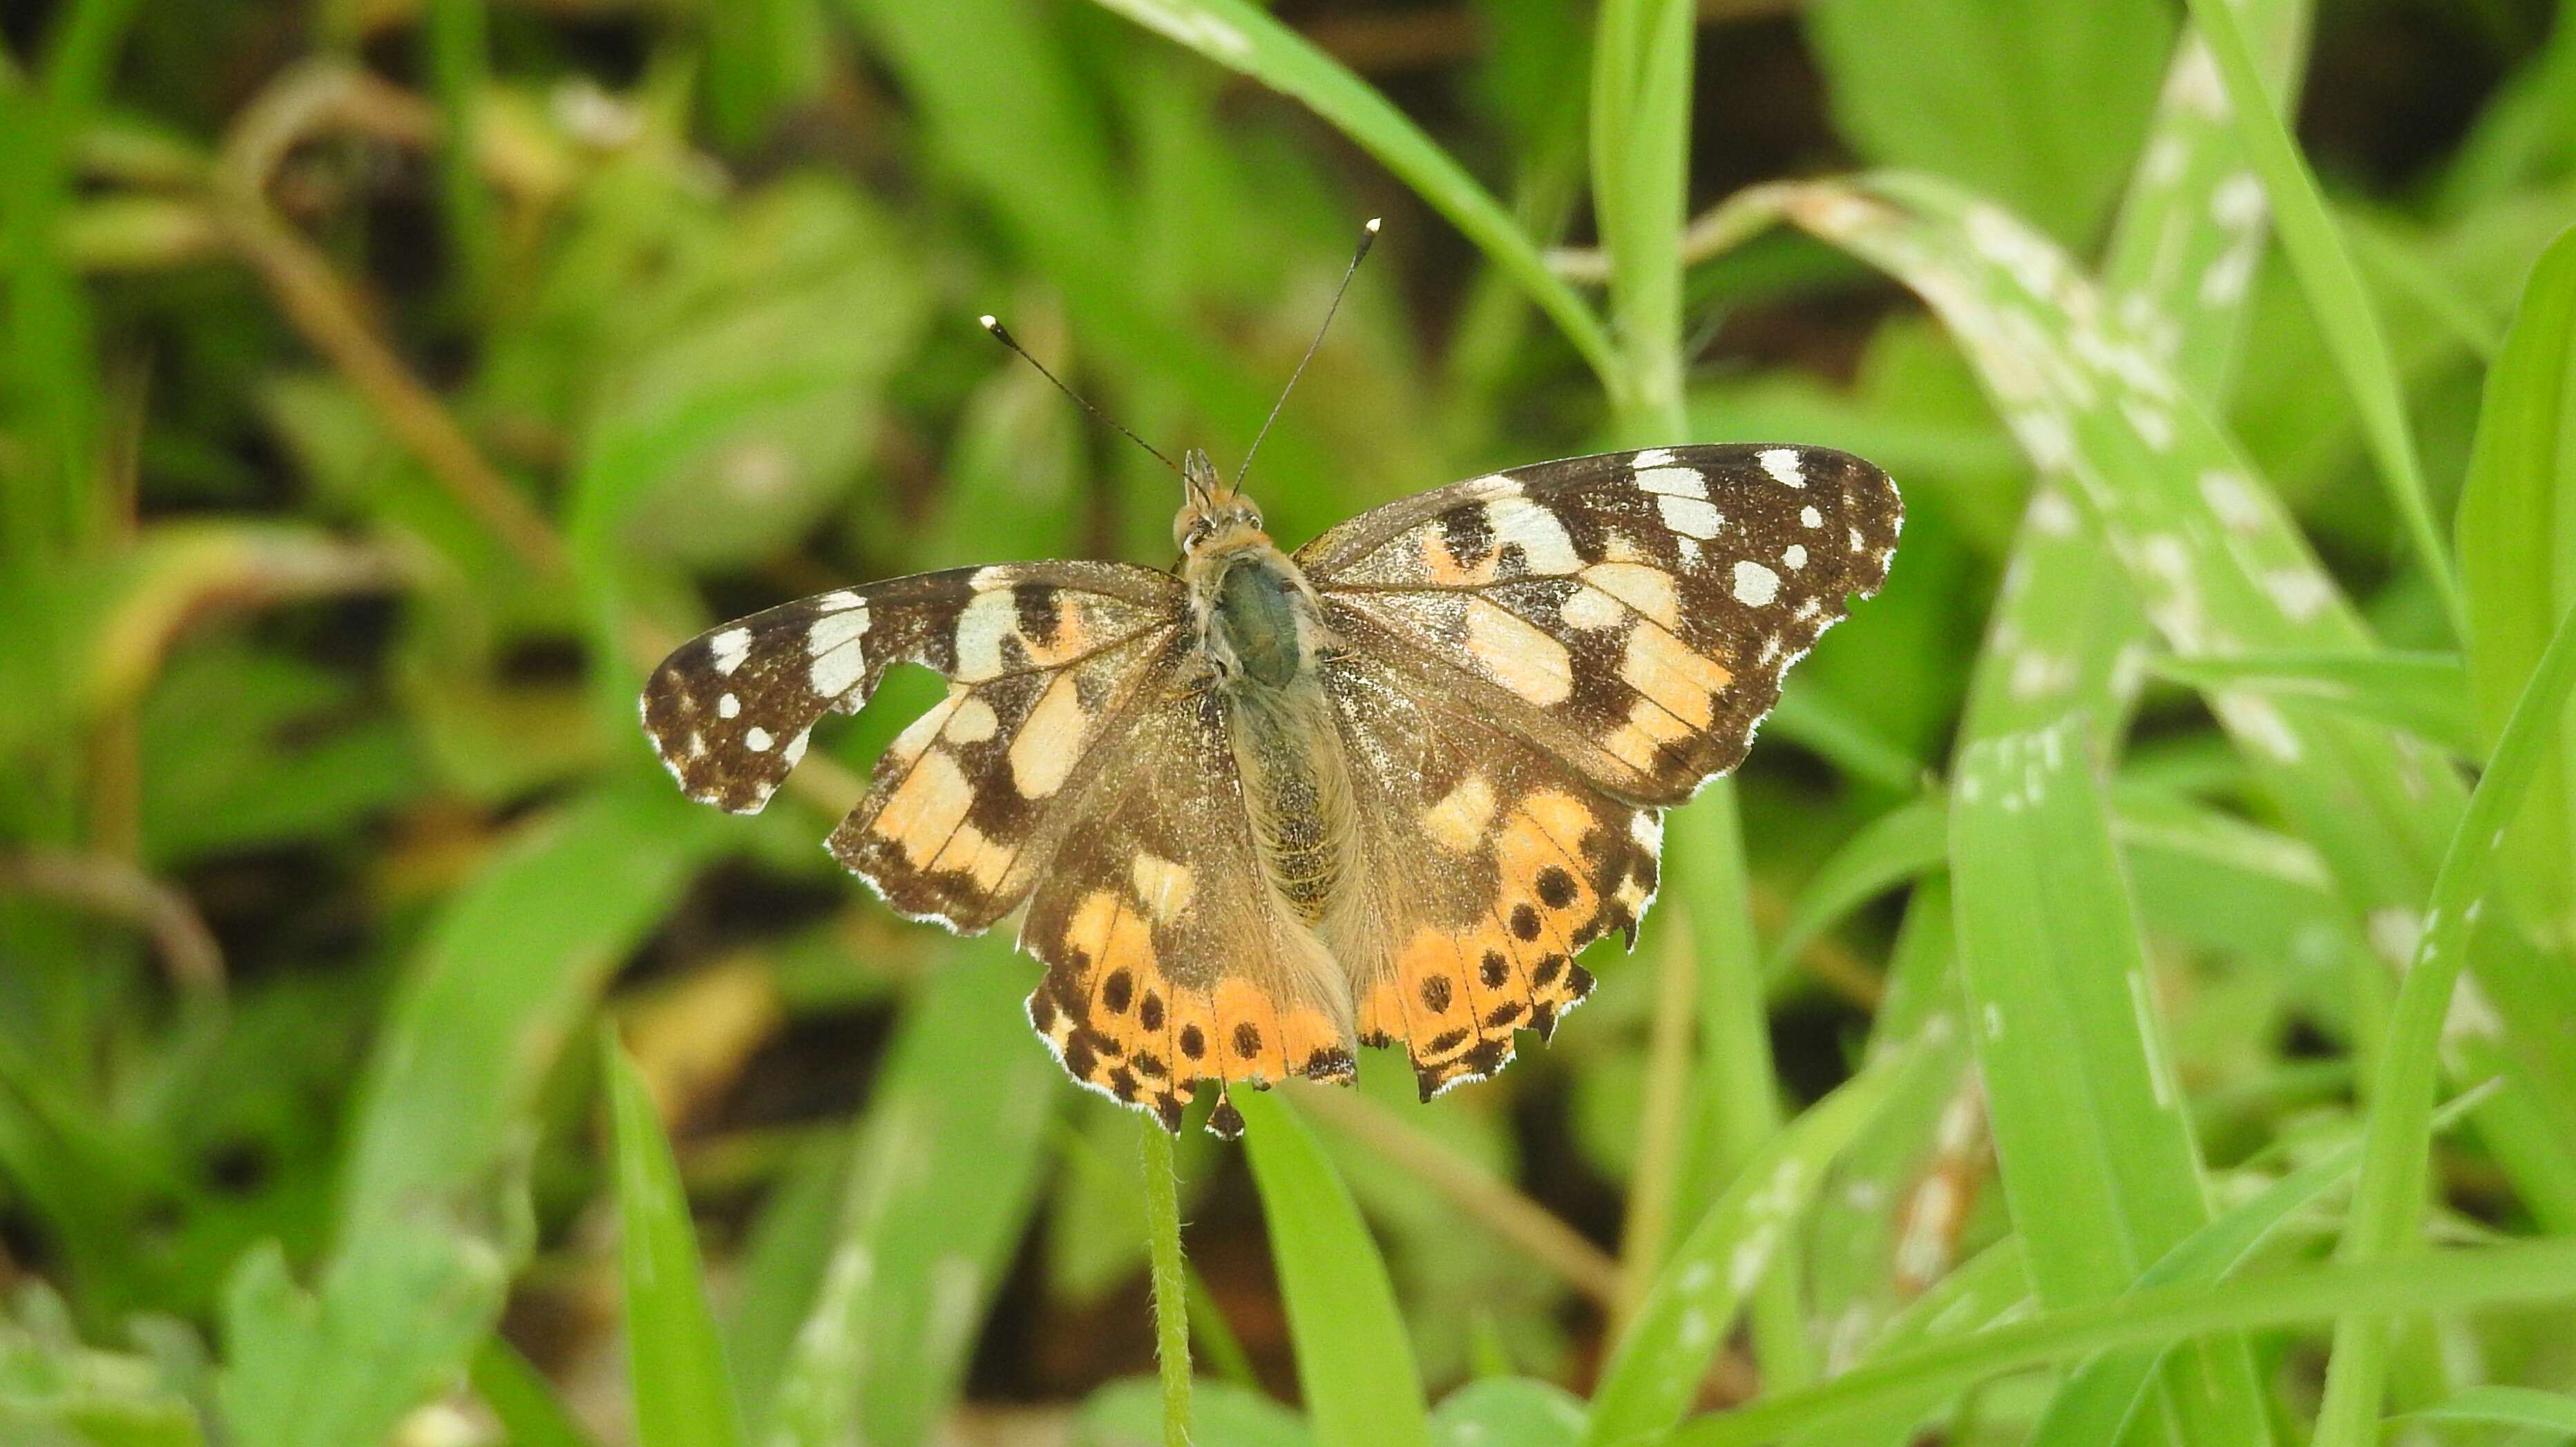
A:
1484 496 1583 575
1800 505 1823 529
1732 560 1781 607
1759 448 1806 488
1630 448 1679 468
808 602 874 698
709 628 752 677
1632 466 1709 500
1657 493 1725 539
718 693 741 719
1132 853 1197 924
782 730 810 766
745 726 775 752
1782 544 1808 571
1561 586 1625 631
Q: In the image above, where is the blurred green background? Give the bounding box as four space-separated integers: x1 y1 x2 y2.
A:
7 0 2576 1444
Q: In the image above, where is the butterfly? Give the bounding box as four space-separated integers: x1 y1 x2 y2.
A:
640 435 1899 1136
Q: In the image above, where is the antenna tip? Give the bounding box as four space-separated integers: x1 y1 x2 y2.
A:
977 314 1000 330
1364 217 1382 233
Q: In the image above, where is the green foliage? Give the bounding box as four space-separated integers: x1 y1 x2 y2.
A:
4 1 2575 1444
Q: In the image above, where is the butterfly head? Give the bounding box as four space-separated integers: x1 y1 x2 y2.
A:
1176 447 1268 557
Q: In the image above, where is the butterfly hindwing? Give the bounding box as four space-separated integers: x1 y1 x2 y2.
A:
1315 640 1652 1098
1299 444 1900 805
640 562 1183 930
1020 638 1359 1128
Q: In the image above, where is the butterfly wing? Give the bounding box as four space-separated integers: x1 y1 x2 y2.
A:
1298 444 1896 1094
1316 642 1654 1098
1298 444 1900 806
640 561 1183 930
1020 635 1359 1130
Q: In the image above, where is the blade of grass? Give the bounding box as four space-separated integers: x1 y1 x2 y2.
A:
1590 0 1692 423
1950 720 2268 1447
2454 223 2576 948
2030 1087 2492 1446
1762 171 2576 1200
602 1033 747 1447
337 784 722 1248
2177 0 2464 638
1670 1238 2576 1447
1579 1046 1918 1447
1233 1088 1431 1447
469 1337 604 1447
1142 1117 1192 1447
2313 559 2576 1446
2388 1386 2576 1435
1076 0 1614 383
2148 650 2479 759
425 0 493 310
1802 1 2312 1383
757 941 1060 1447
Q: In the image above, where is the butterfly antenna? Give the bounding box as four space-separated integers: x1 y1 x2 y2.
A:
1233 217 1380 492
978 315 1185 478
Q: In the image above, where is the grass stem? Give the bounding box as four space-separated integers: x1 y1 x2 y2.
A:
1142 1115 1193 1447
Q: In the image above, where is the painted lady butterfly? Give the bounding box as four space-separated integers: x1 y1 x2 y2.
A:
642 434 1897 1135
640 256 1898 1135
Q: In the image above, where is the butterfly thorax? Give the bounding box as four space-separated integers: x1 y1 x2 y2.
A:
1176 465 1351 926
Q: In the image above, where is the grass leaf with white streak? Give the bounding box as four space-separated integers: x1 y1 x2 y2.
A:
1951 720 2267 1447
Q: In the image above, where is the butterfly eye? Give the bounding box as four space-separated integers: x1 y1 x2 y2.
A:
1176 516 1214 553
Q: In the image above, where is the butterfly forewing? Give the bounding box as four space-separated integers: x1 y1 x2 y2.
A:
1298 444 1900 805
640 561 1183 930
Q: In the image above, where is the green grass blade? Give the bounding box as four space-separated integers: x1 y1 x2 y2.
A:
759 941 1060 1447
470 1336 604 1447
2454 222 2576 946
1077 0 1614 384
1764 794 1945 976
1804 1 2309 1379
1950 720 2268 1447
337 784 722 1247
1670 1239 2576 1447
1764 171 2576 1192
2030 1089 2486 1444
2314 576 2576 1445
2388 1386 2576 1435
1234 1088 1431 1447
1581 1048 1915 1447
603 1032 749 1447
1590 0 1693 424
425 0 494 309
2148 650 2479 758
2177 0 2463 638
1802 0 2174 247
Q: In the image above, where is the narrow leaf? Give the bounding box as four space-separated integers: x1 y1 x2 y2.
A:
1234 1089 1432 1447
604 1033 747 1447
